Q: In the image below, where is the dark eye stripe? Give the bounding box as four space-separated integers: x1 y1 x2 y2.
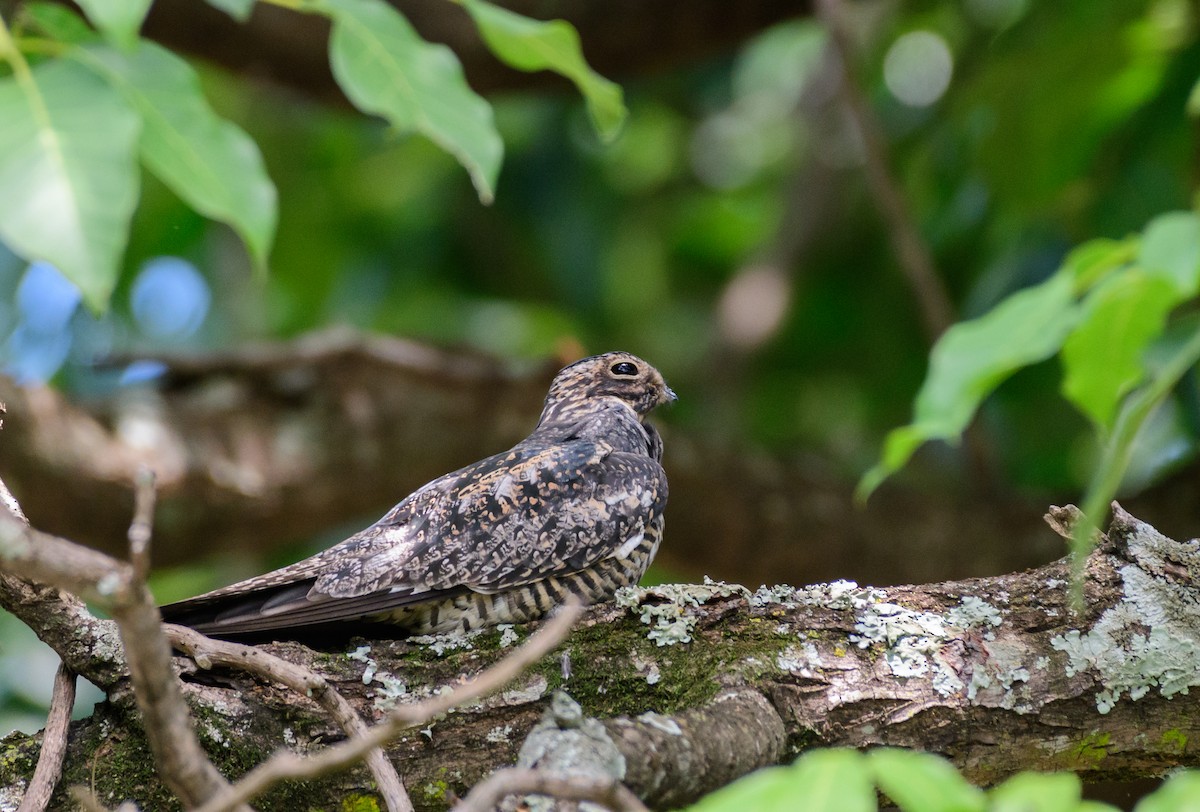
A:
611 362 638 376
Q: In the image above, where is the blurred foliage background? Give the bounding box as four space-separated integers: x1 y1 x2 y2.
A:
1 0 1199 737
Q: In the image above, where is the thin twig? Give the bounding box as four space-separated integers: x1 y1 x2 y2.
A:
0 428 128 689
0 494 240 809
166 625 413 812
0 427 119 811
127 468 156 582
816 0 998 488
0 514 127 689
112 476 244 811
18 663 77 812
815 0 954 342
454 768 649 812
191 600 584 812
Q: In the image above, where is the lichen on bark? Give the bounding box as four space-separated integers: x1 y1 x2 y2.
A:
1 507 1198 810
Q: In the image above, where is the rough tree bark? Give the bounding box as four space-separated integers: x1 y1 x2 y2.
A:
1 506 1196 810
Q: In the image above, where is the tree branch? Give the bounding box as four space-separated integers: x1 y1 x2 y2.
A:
17 663 75 812
3 507 1195 809
0 424 128 689
812 0 1000 487
127 467 155 583
112 478 243 810
166 625 413 812
0 437 235 809
0 491 239 809
0 330 557 571
189 600 582 812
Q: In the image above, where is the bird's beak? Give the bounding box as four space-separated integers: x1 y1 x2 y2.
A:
662 385 678 404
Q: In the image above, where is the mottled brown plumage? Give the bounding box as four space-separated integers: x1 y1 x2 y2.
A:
160 351 674 640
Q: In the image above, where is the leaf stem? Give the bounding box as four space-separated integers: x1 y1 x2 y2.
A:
1069 322 1200 606
0 12 34 79
0 13 56 137
11 36 70 57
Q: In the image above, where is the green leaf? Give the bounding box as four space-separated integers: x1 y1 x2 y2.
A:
73 0 152 49
857 424 928 501
963 6 1168 211
459 0 626 142
1139 210 1200 297
1134 769 1200 812
1061 236 1137 292
859 273 1078 498
0 59 140 311
201 0 255 22
77 42 277 270
1187 74 1200 118
1061 269 1179 430
683 766 810 812
21 2 98 44
319 0 502 203
989 772 1082 812
788 749 875 812
868 749 985 812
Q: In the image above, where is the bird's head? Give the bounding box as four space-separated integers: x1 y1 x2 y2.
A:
540 351 676 423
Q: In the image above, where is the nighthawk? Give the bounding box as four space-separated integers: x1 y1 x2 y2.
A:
160 351 674 640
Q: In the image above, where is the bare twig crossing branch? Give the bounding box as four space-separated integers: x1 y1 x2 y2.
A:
17 663 76 812
0 492 239 809
190 600 584 812
0 458 94 812
167 625 413 812
127 468 156 582
814 0 954 342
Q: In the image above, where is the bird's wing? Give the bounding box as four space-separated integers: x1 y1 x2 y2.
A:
314 436 668 598
156 461 464 626
160 437 666 636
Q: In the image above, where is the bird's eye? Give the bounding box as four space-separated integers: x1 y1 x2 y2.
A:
610 362 639 377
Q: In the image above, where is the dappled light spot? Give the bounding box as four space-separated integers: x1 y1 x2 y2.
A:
884 30 954 108
119 359 170 386
2 262 81 383
17 261 80 332
717 264 792 350
690 111 774 190
131 257 211 340
3 323 72 384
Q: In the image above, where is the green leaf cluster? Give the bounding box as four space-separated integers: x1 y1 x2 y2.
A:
860 209 1200 582
0 0 625 311
0 11 274 311
686 748 1200 812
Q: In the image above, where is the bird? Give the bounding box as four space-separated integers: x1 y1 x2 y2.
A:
159 351 675 641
